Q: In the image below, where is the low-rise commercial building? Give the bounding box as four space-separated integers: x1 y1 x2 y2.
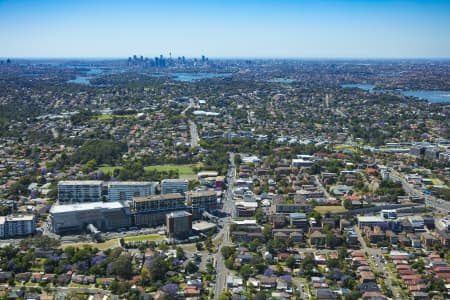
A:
236 201 258 217
49 202 131 234
357 215 388 230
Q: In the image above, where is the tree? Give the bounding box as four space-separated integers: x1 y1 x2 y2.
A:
149 255 169 281
249 238 261 252
343 199 352 210
239 264 253 280
176 246 185 259
428 276 446 292
205 238 213 252
185 261 199 274
109 279 131 295
301 254 317 277
255 208 265 225
337 246 348 260
80 159 97 173
412 258 425 274
140 267 151 286
218 291 231 300
224 257 234 270
195 242 204 251
71 139 127 165
158 243 169 251
262 224 272 241
285 256 296 269
325 233 334 248
20 236 60 249
108 254 133 279
0 205 11 216
221 246 235 259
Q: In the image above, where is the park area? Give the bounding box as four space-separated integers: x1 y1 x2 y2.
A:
99 163 201 180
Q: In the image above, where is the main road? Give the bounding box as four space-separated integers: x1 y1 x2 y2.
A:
189 120 200 148
390 170 450 213
214 153 236 299
180 99 200 148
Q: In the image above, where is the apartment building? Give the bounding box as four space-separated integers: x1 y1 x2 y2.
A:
0 214 36 239
186 189 218 217
131 193 186 227
107 181 157 202
160 179 189 194
58 181 103 203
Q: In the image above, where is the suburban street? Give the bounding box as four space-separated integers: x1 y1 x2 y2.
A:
353 225 402 299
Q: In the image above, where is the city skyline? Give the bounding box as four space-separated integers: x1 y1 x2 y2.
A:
1 0 450 59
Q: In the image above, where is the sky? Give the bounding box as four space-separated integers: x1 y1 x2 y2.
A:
0 0 449 59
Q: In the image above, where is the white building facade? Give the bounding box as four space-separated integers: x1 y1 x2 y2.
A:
107 182 157 202
0 215 36 239
161 179 189 195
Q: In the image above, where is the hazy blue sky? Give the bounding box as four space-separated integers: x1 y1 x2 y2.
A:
1 0 449 58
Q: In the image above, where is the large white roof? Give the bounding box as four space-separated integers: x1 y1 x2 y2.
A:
50 201 127 214
58 180 103 185
357 215 385 222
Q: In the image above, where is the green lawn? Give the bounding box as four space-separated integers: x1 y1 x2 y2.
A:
124 234 165 242
99 163 201 180
61 238 121 250
95 114 136 121
431 178 444 185
314 206 347 214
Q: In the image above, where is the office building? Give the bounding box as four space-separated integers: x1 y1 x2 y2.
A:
131 193 186 227
161 179 189 194
235 201 257 217
107 181 157 202
49 202 131 234
58 181 102 203
166 211 192 239
0 214 36 239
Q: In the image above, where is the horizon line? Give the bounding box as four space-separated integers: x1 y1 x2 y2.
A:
2 56 450 61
